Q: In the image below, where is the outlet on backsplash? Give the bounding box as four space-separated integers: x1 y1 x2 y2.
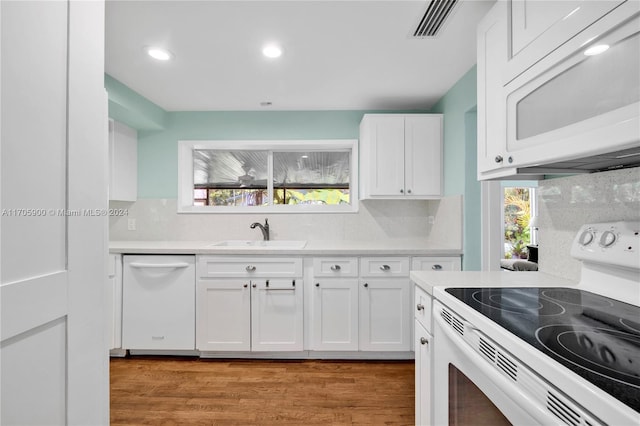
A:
127 218 136 231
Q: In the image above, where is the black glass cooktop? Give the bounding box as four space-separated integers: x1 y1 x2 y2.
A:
445 287 640 412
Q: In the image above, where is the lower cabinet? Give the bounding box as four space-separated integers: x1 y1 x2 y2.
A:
415 319 432 426
359 279 411 351
310 278 359 351
196 256 303 352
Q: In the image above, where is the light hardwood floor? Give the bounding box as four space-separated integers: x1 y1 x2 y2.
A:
110 357 414 425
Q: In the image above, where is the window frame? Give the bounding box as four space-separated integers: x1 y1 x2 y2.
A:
178 139 359 214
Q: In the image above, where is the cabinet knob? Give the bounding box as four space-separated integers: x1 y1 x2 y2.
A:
417 304 424 311
507 156 514 164
246 265 256 272
420 337 428 345
330 264 341 271
400 189 404 194
252 283 257 288
364 283 369 288
495 155 503 163
407 189 412 194
243 283 248 288
379 264 391 271
431 264 443 270
315 283 320 287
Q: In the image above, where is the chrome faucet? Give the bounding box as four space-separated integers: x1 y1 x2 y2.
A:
250 218 270 241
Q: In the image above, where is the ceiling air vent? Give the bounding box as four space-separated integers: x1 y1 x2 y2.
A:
413 0 458 37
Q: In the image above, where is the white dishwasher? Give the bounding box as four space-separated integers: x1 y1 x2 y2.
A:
122 255 195 350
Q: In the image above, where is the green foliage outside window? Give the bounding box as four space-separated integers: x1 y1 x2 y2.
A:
504 188 531 259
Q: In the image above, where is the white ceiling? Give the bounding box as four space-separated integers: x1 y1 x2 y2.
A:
105 0 495 111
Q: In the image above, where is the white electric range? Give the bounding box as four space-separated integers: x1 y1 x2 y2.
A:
431 221 639 425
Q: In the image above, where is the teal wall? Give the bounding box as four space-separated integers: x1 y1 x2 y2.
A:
430 66 480 270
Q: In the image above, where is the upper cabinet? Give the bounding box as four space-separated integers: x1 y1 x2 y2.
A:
109 119 137 201
477 1 640 180
359 114 442 199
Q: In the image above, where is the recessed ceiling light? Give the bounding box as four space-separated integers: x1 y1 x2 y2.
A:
146 47 173 61
584 44 609 56
262 44 283 59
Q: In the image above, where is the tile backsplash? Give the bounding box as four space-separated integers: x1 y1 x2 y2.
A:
110 195 463 249
537 167 640 281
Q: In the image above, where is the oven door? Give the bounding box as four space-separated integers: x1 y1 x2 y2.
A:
432 300 563 426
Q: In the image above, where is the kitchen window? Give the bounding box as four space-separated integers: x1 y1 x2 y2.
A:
178 140 358 213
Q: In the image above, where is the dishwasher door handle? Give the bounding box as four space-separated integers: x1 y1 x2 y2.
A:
128 262 190 269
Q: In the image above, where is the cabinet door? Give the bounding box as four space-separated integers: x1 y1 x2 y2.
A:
405 115 442 197
507 0 624 83
196 279 251 351
359 279 411 351
311 279 359 351
477 0 510 178
251 279 303 351
415 319 432 426
363 115 406 197
109 120 137 202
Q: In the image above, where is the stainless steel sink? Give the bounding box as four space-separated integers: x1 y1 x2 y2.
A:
207 240 307 249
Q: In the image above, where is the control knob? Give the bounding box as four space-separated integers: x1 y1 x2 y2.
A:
599 230 617 248
578 230 595 246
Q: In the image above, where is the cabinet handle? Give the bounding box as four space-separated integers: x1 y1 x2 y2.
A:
420 337 428 345
407 189 412 194
151 336 165 340
330 264 341 271
495 155 503 163
417 304 424 311
243 283 248 288
379 264 391 271
246 265 256 272
507 156 514 164
364 283 369 288
431 264 443 270
400 189 404 194
252 283 257 288
315 283 320 287
266 280 270 287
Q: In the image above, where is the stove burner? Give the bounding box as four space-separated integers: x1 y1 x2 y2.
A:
541 289 615 310
471 288 565 316
536 325 640 389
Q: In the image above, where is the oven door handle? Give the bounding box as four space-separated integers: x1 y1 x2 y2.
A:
434 309 571 426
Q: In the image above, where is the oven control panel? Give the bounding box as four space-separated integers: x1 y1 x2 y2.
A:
570 221 640 270
571 222 640 269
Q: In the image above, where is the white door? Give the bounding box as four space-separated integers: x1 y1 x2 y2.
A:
359 279 411 351
367 115 406 196
196 279 251 351
404 115 442 197
415 319 432 426
0 2 108 425
311 279 359 351
251 279 303 351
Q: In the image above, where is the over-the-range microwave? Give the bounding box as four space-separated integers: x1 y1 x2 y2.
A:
504 1 640 175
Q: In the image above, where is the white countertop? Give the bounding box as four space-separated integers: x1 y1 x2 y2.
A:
109 239 463 256
410 270 578 296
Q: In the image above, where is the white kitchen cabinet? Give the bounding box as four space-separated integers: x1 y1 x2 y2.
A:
359 278 411 351
107 254 122 351
251 278 303 351
507 0 624 83
196 279 251 351
310 257 359 351
196 256 303 352
411 256 461 272
108 119 137 202
414 284 433 426
359 114 442 199
122 255 195 350
415 319 432 426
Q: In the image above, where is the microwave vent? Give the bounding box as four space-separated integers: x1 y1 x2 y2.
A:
413 0 458 37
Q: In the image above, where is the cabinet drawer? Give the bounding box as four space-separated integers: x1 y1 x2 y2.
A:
411 256 461 272
198 256 302 278
360 257 410 277
313 257 358 277
414 285 432 332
